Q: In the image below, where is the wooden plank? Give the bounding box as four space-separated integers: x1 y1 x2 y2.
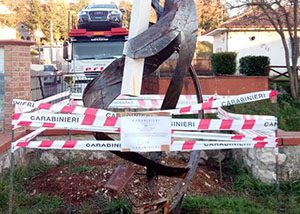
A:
121 0 152 96
104 165 136 193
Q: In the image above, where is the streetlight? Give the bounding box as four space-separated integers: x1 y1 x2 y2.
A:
34 28 44 64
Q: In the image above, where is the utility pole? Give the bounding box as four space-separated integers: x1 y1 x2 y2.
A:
50 20 53 64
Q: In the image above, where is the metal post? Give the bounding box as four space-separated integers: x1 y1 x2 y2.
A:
8 146 14 214
8 102 15 214
272 83 281 212
38 39 41 64
50 20 53 64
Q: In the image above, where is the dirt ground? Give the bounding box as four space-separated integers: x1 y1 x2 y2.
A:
27 153 232 210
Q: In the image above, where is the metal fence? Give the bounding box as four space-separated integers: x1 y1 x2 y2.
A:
31 71 162 101
31 72 99 101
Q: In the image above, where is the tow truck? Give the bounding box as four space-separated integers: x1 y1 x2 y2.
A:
63 27 128 99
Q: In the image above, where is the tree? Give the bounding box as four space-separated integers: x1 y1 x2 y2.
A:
119 0 132 28
41 0 69 41
230 0 299 99
195 0 227 30
69 0 89 29
27 0 43 31
0 1 17 27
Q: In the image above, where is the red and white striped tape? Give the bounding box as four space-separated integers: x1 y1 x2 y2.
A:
12 113 118 131
71 91 217 102
12 140 277 152
11 140 121 152
171 118 277 131
141 90 277 115
12 112 277 131
11 128 47 151
172 131 277 142
13 99 71 130
171 140 277 151
14 91 70 113
109 95 217 109
14 98 117 117
67 100 219 114
217 107 276 120
217 107 277 140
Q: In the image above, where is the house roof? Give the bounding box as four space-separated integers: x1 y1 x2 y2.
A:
205 7 300 36
218 10 273 29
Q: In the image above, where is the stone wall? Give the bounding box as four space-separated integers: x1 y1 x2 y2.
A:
0 148 26 175
235 146 300 183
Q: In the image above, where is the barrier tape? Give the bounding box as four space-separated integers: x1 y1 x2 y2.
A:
109 95 216 109
71 92 218 102
217 108 277 140
12 112 277 131
141 90 277 115
11 90 278 153
217 107 276 120
11 128 47 152
14 98 117 117
13 99 71 130
115 94 213 100
12 140 277 152
172 131 277 142
11 128 276 154
238 129 276 138
11 140 121 152
14 91 70 113
69 100 218 114
171 140 277 151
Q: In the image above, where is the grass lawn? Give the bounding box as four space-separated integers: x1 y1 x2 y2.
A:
1 160 300 213
182 161 300 214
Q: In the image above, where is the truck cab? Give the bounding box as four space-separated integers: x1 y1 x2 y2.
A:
63 27 128 99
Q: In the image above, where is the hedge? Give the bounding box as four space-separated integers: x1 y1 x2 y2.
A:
239 56 270 76
211 52 237 75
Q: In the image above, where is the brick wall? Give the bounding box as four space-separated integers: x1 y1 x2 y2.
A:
141 75 159 94
0 40 35 133
159 76 269 95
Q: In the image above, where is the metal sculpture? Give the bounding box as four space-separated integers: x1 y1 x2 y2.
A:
83 0 202 212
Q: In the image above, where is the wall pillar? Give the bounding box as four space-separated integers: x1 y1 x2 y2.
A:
0 40 35 133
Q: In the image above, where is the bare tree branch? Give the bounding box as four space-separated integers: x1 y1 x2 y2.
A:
227 0 299 98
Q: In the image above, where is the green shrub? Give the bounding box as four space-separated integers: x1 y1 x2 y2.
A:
211 52 237 75
239 55 270 76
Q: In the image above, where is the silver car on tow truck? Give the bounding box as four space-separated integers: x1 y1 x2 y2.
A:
77 3 123 31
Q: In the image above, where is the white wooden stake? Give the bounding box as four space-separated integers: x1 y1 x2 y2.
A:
121 0 152 96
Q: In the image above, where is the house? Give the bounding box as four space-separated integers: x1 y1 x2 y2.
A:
0 25 16 40
0 4 16 39
17 23 33 41
205 10 300 70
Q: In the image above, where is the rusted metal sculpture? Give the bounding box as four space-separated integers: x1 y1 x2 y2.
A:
83 0 202 212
